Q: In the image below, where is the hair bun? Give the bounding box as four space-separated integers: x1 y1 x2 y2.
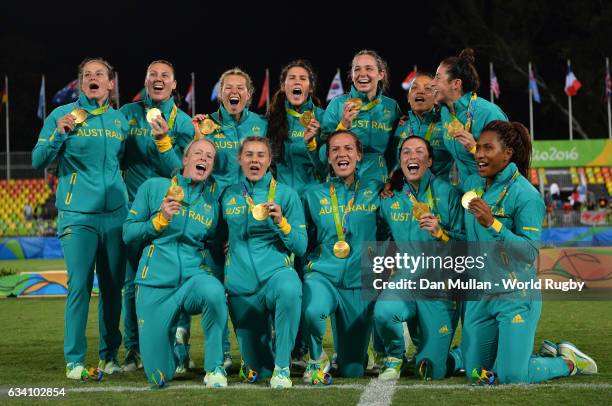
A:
458 48 476 65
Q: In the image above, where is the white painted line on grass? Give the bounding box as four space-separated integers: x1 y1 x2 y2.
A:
39 382 612 394
357 379 397 406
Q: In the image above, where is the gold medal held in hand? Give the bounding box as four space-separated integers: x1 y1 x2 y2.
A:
70 109 87 124
299 111 314 128
198 117 217 135
252 203 270 221
461 191 478 210
146 108 163 124
347 97 363 112
412 202 430 220
448 119 464 137
166 177 185 203
333 240 351 259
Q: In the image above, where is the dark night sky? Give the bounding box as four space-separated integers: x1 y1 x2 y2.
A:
1 1 611 152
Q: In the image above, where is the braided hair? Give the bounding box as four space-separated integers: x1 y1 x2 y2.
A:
482 121 532 178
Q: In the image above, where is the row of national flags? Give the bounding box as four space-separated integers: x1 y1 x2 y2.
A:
6 61 612 122
487 61 586 103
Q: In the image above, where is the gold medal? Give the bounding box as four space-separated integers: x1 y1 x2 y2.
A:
448 119 464 137
461 191 478 210
333 240 351 259
299 111 314 128
70 109 87 124
166 184 185 202
412 202 430 220
347 97 363 112
198 118 217 135
252 203 269 221
146 108 163 124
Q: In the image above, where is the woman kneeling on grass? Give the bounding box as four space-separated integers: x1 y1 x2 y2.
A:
461 120 597 384
123 138 228 388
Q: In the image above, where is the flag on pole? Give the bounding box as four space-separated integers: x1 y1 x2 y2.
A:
52 79 79 105
529 65 541 103
132 88 145 102
490 65 500 99
564 62 582 97
37 75 46 119
185 77 195 115
605 65 612 103
401 66 418 91
257 69 269 110
211 80 220 101
326 69 344 101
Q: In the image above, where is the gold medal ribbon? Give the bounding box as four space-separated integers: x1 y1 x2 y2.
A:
329 180 359 243
242 177 277 213
449 92 477 133
486 169 519 211
407 115 436 141
146 104 178 131
405 179 437 215
286 107 313 120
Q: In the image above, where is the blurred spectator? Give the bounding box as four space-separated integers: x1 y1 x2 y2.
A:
570 187 581 211
23 203 33 221
47 173 56 191
550 182 560 200
586 191 597 211
577 183 587 205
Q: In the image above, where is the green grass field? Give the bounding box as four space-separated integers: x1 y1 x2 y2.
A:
0 259 611 405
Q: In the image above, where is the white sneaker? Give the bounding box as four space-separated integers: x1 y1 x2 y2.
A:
98 359 122 375
559 341 598 375
204 366 228 388
270 366 292 389
122 350 143 372
66 363 87 380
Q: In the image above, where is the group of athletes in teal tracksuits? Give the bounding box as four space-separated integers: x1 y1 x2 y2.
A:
33 49 597 389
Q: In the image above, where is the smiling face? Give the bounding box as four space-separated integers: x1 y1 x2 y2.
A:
351 54 384 98
400 137 432 185
221 74 251 116
282 66 311 107
182 139 216 182
80 61 114 102
328 132 362 180
239 140 272 182
475 130 513 179
408 75 435 115
431 63 460 104
145 62 176 103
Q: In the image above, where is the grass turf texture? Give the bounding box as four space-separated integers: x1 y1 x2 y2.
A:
0 260 611 404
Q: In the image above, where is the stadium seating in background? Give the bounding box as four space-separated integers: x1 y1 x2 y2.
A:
0 178 57 237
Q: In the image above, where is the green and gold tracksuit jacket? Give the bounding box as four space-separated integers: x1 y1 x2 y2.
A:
301 177 380 289
321 86 401 187
220 172 307 296
440 92 507 183
202 105 267 191
32 93 128 212
120 94 194 202
275 98 326 194
123 174 220 287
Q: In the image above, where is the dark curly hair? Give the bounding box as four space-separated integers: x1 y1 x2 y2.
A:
481 120 532 178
